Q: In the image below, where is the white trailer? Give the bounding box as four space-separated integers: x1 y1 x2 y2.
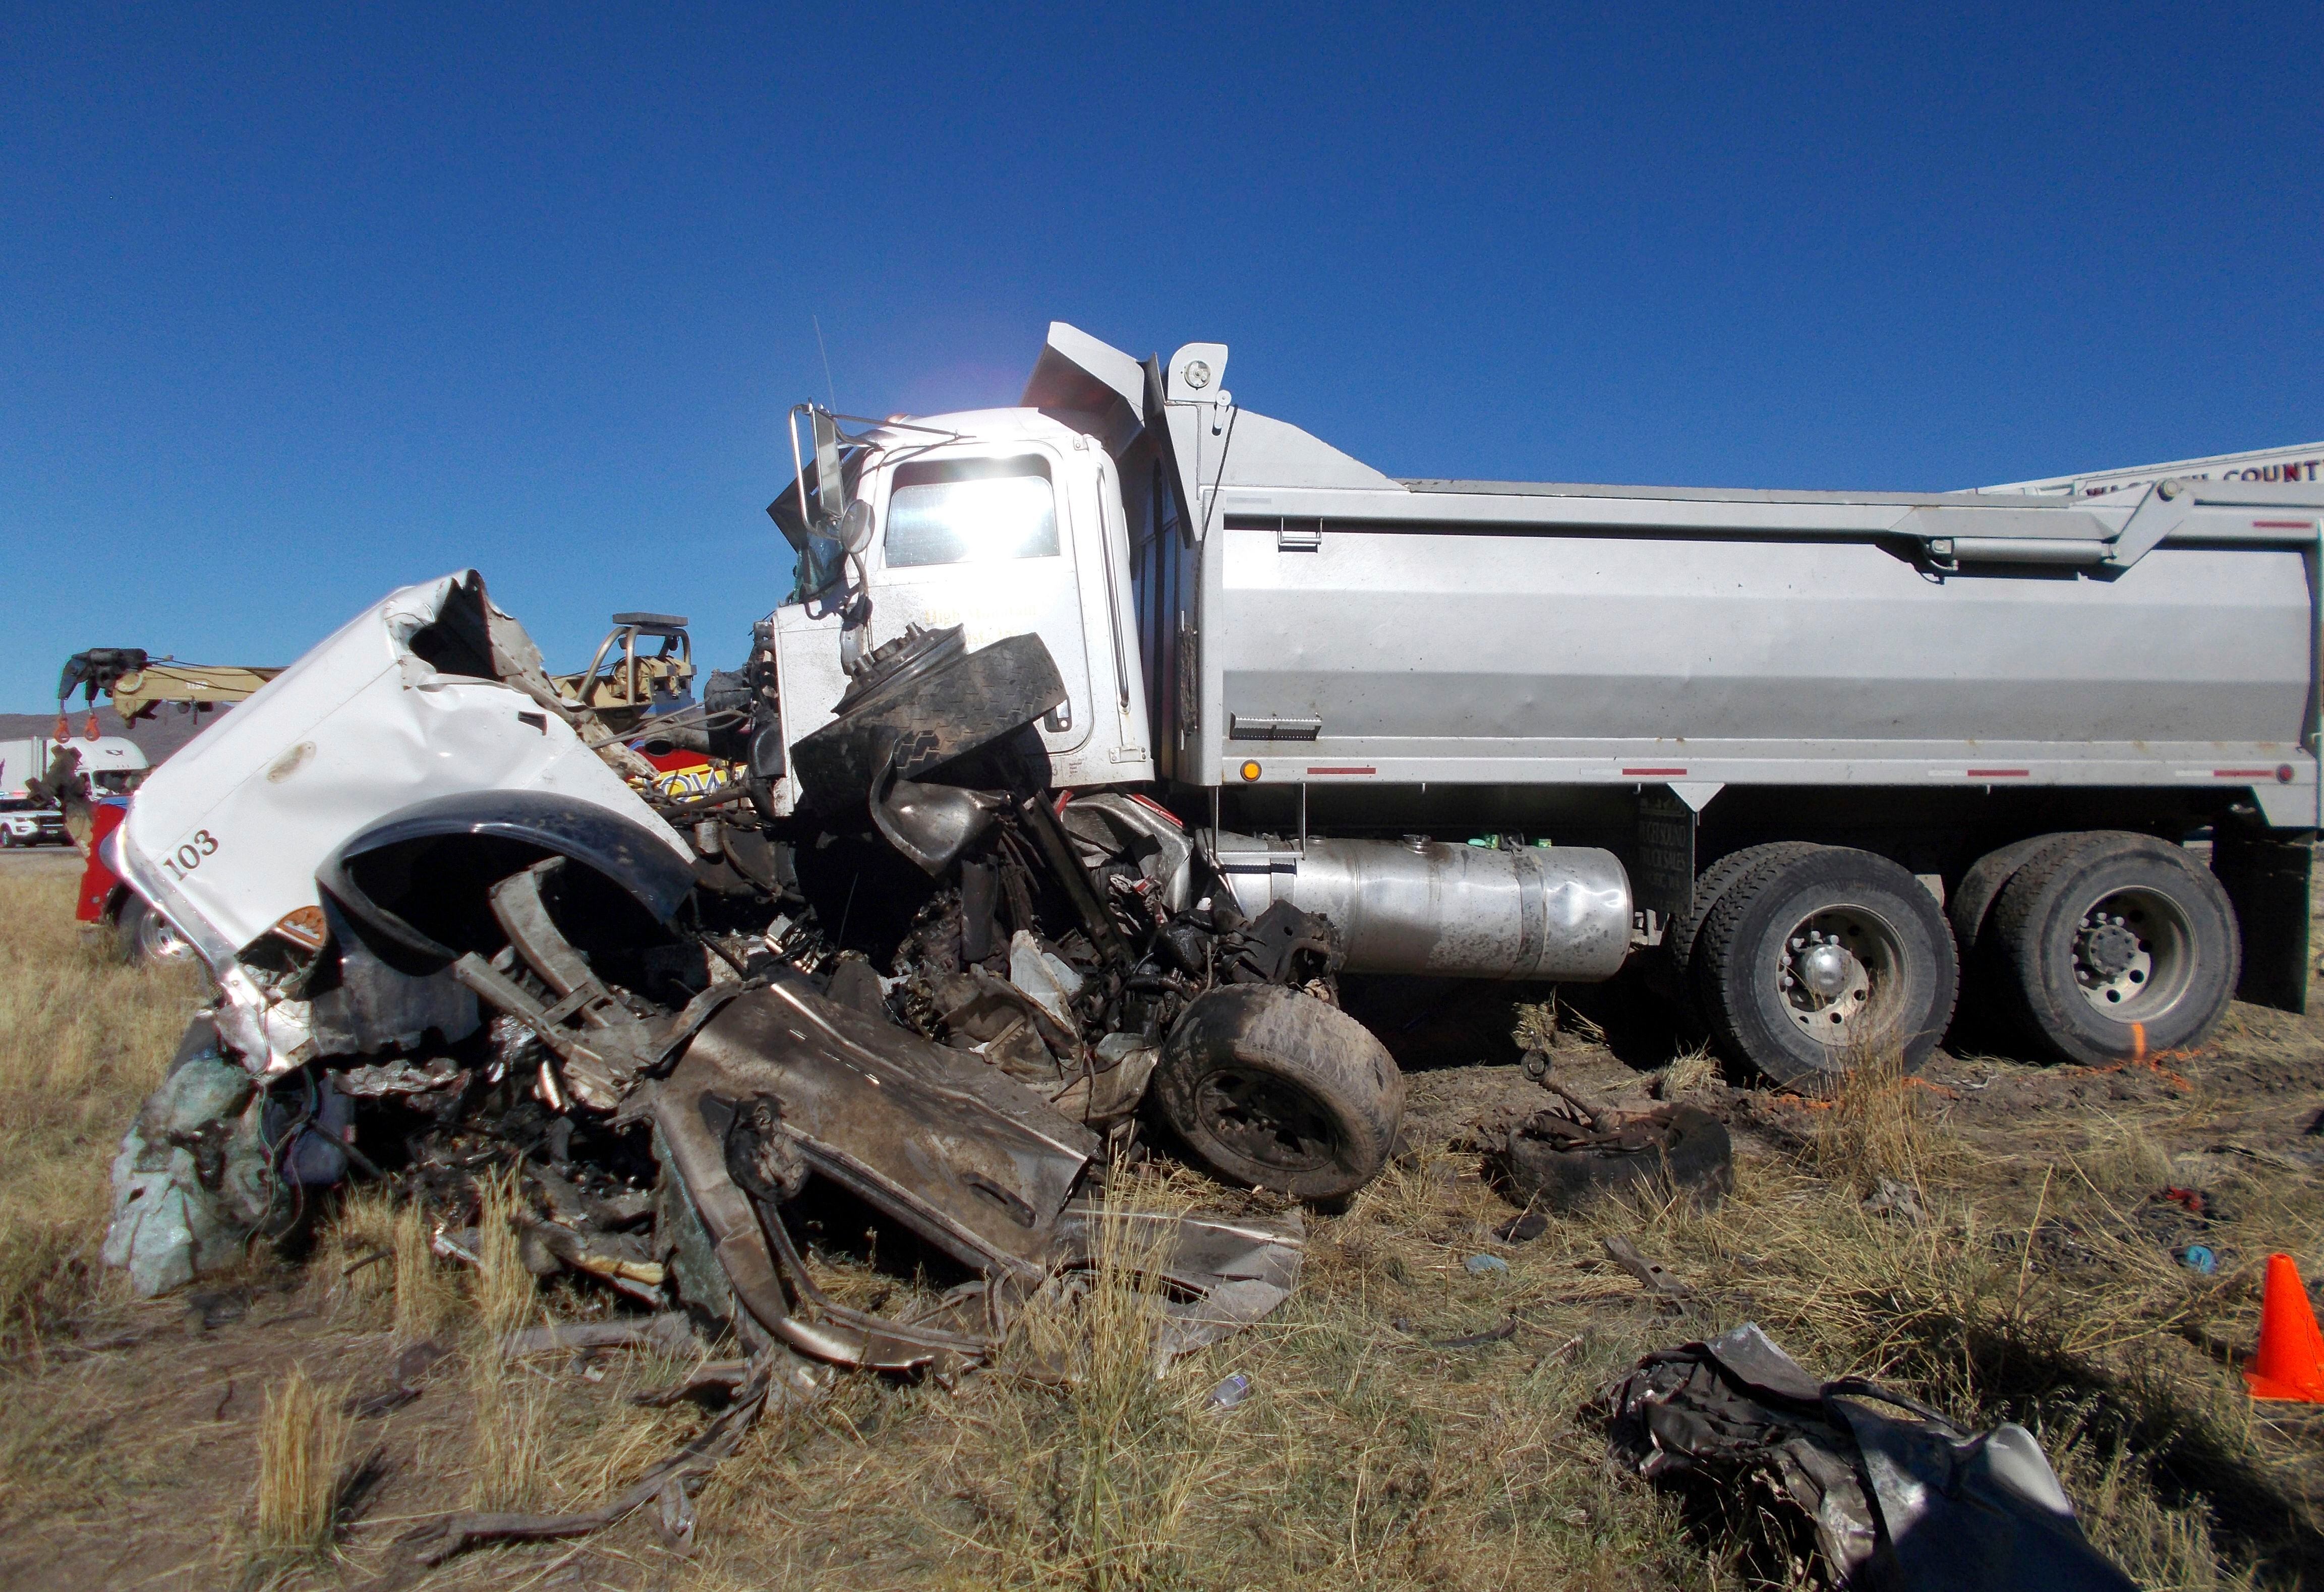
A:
0 734 148 845
1982 440 2324 499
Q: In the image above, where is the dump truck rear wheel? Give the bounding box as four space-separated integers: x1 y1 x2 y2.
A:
1949 833 2079 962
1693 846 1957 1092
1946 832 2082 1047
1151 984 1404 1201
1665 842 1828 1025
1667 842 1827 977
1990 832 2238 1066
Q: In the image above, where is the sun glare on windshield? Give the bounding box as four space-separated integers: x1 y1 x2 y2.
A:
883 460 1059 568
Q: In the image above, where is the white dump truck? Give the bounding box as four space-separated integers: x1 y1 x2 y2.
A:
750 323 2323 1088
107 323 2324 1223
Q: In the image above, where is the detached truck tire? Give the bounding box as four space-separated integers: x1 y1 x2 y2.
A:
1693 846 1959 1092
1990 832 2239 1066
1151 984 1404 1201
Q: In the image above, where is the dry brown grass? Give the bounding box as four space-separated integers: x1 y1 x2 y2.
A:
252 1362 350 1557
462 1352 556 1513
666 1087 2323 1590
0 867 201 1349
390 1199 458 1344
0 863 2318 1588
472 1165 541 1342
1659 1040 1719 1097
1809 1042 1931 1192
971 1172 1222 1587
311 1182 397 1329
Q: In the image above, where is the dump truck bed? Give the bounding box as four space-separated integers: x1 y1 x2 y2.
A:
1157 407 2323 828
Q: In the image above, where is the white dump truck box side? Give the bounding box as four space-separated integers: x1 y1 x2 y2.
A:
1193 485 2318 826
1048 330 2324 831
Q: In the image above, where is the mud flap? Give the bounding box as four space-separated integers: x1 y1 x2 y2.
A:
2212 826 2312 1015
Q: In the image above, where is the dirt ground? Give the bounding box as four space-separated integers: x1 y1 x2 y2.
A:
1 852 2319 1590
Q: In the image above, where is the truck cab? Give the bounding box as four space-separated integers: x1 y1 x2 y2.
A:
764 406 1156 810
1 732 151 805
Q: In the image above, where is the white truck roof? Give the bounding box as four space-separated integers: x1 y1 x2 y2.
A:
1980 440 2324 499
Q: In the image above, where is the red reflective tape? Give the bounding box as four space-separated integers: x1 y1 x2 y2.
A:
1306 766 1376 776
2252 520 2313 529
2213 768 2277 778
1125 791 1185 827
1622 767 1688 777
1966 768 2029 778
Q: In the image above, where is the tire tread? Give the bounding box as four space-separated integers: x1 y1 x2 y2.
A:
1991 831 2238 1064
1695 846 1958 1088
1667 842 1826 975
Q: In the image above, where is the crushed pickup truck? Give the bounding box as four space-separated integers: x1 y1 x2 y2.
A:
100 570 1349 1396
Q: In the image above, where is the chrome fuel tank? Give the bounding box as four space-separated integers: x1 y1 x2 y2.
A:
1210 833 1632 981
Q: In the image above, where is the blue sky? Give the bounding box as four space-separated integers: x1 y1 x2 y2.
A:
3 3 2317 708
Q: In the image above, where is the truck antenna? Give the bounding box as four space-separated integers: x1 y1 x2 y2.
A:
813 316 838 412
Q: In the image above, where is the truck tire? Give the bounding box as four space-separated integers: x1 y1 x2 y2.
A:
1150 984 1405 1201
1948 833 2080 964
115 893 194 967
1694 846 1958 1091
1666 842 1828 978
1486 1103 1734 1213
1945 832 2083 1047
1989 832 2239 1066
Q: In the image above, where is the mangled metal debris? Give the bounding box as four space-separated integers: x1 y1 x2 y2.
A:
1602 1323 2136 1591
83 570 1346 1562
1467 1065 1733 1217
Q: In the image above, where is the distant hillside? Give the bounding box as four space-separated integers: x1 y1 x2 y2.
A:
0 703 230 764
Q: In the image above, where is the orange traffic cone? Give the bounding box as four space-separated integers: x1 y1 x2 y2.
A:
2245 1253 2324 1402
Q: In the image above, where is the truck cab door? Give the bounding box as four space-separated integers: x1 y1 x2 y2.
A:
859 445 1097 760
767 434 1154 810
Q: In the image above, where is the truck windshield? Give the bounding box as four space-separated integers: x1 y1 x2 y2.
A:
883 456 1058 567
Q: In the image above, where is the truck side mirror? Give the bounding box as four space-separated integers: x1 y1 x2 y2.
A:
812 409 847 527
838 497 875 557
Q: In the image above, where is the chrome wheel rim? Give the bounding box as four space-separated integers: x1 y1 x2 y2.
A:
2071 887 2192 1022
137 906 194 965
1774 905 1905 1049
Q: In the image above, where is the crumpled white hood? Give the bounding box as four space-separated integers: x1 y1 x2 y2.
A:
115 571 688 1071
